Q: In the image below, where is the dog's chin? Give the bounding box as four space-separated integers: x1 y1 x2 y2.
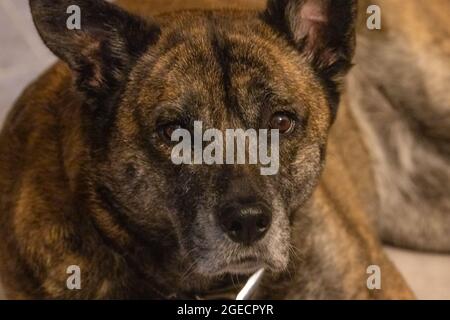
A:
194 255 287 277
197 261 264 277
221 262 265 275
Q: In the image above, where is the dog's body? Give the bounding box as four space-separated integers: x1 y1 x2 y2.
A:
348 0 450 252
0 0 447 299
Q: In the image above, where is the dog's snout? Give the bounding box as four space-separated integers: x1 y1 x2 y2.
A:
218 201 272 245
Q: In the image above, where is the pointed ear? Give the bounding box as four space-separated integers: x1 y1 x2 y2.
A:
264 0 357 88
30 0 160 100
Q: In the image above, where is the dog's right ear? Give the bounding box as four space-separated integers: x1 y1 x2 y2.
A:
264 0 357 81
263 0 357 116
30 0 160 100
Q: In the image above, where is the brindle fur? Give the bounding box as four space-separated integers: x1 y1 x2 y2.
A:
346 0 450 252
2 0 445 299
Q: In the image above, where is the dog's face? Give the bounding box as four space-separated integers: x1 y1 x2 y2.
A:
32 0 356 277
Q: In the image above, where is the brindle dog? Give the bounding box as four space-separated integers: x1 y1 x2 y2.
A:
2 0 445 299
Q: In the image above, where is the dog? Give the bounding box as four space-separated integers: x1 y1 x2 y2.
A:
1 0 446 299
345 0 450 253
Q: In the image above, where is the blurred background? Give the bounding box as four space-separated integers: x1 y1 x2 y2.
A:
0 0 449 300
0 0 55 121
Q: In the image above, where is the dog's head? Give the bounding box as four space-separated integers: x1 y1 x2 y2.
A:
31 0 356 277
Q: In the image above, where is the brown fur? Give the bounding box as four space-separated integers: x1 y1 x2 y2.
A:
347 0 450 252
3 0 443 299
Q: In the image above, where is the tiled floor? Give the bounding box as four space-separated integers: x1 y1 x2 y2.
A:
0 0 449 300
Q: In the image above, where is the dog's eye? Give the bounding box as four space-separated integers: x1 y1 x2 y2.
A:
158 123 182 141
269 112 296 134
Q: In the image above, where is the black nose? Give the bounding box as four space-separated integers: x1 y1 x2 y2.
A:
218 201 272 245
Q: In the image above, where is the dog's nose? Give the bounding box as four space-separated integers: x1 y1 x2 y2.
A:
218 201 272 245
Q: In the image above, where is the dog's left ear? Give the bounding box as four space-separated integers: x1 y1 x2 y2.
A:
264 0 357 108
30 0 160 102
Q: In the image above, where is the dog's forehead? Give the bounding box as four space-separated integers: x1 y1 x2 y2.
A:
131 13 316 126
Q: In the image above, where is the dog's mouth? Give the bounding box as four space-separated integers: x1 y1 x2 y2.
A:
194 249 287 277
220 256 266 275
